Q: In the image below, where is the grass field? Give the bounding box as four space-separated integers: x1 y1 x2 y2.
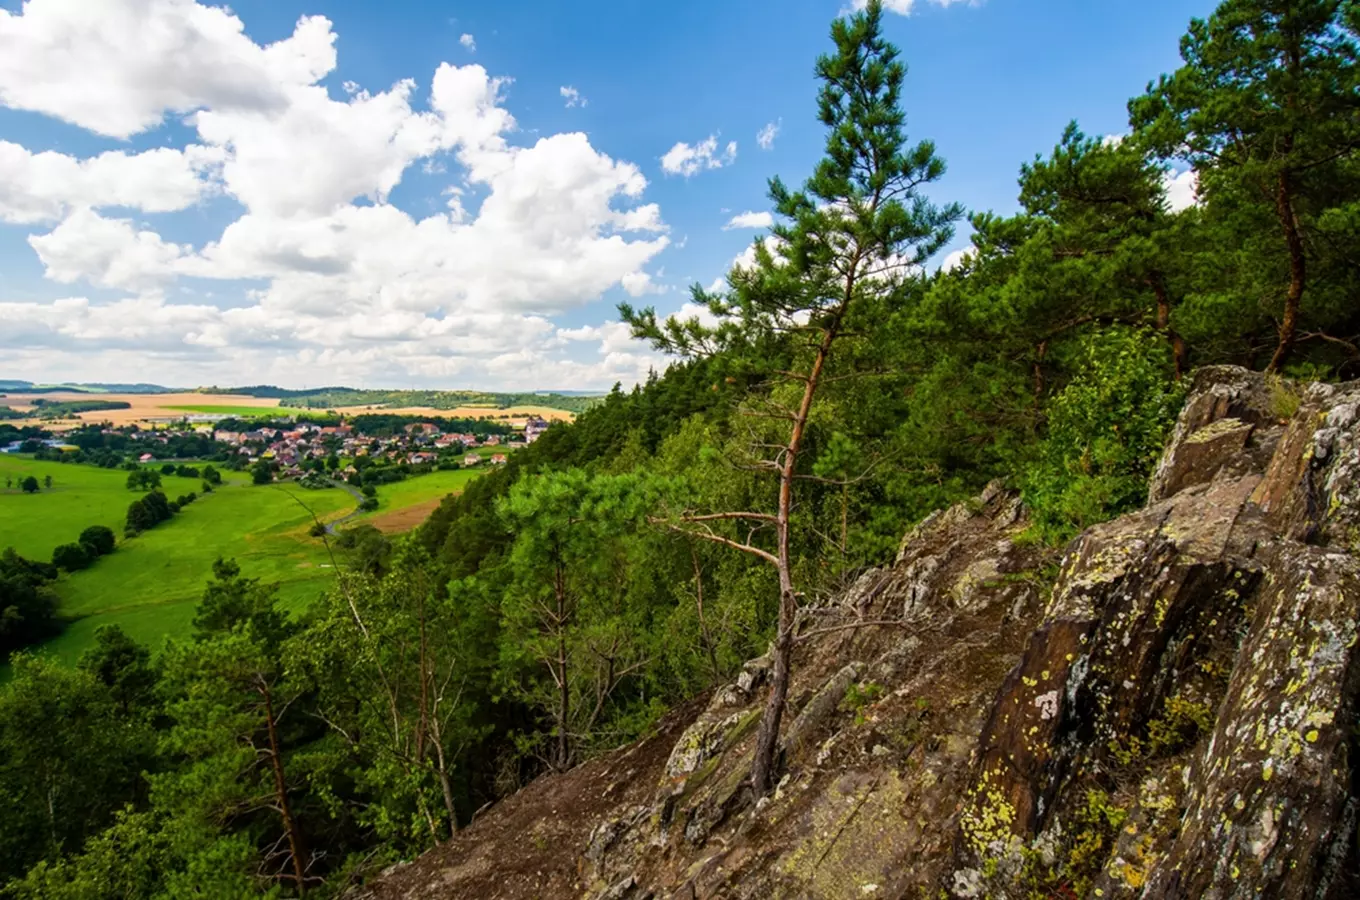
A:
1 457 489 667
163 404 316 418
0 455 205 560
2 391 285 427
333 403 573 422
355 468 482 532
44 480 355 662
1 457 357 664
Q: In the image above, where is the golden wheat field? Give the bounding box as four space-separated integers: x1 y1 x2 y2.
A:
1 392 575 429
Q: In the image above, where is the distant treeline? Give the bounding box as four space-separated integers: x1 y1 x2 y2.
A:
0 407 24 421
0 549 59 659
0 381 174 393
22 426 231 468
212 414 343 433
0 424 47 443
348 413 514 437
28 399 132 418
213 413 520 438
209 385 602 415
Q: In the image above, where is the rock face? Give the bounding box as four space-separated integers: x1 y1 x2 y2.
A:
358 368 1360 900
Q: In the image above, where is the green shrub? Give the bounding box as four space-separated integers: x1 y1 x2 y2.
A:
52 542 92 572
78 526 116 557
1024 329 1184 542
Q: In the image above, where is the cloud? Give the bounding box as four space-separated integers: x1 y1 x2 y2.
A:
660 135 737 177
851 0 978 15
757 120 780 150
0 0 675 390
0 141 222 224
0 0 335 138
560 85 587 108
1163 167 1199 213
459 33 476 51
28 209 188 293
940 245 976 273
723 210 774 230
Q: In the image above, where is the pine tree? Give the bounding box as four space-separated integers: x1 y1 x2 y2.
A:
621 0 959 796
1131 0 1360 372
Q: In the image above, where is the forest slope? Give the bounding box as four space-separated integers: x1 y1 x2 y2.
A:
358 366 1360 899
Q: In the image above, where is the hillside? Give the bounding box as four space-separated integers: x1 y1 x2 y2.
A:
357 367 1360 899
2 1 1357 896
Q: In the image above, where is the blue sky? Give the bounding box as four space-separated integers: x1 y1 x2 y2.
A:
0 0 1214 390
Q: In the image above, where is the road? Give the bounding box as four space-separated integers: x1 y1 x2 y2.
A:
323 479 367 535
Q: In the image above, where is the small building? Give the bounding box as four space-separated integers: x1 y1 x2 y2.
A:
490 453 508 466
463 453 481 467
139 453 154 462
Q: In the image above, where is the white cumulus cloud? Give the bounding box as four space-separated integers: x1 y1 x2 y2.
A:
560 85 587 108
0 0 674 390
757 120 780 150
723 210 774 230
0 141 222 224
459 33 476 51
0 0 335 138
660 135 737 178
852 0 978 14
1163 168 1199 213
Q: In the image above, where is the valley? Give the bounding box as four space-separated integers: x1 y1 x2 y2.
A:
0 452 489 663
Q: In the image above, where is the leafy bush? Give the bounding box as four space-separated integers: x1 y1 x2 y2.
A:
125 491 175 536
125 469 161 492
1024 329 1184 541
78 526 116 557
52 542 92 572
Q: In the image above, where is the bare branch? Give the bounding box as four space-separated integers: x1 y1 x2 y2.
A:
651 519 779 567
794 619 908 644
678 510 780 525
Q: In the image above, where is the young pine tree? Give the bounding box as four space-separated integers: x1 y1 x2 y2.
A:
621 0 959 796
1131 0 1360 373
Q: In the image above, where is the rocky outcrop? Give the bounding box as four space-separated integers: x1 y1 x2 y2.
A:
358 367 1360 900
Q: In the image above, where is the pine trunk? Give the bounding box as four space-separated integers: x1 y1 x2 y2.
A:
1267 168 1306 375
750 309 842 797
262 679 308 894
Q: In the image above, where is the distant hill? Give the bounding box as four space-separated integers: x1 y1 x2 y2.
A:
0 380 178 394
211 386 607 415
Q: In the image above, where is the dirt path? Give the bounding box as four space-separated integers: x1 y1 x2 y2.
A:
324 480 366 535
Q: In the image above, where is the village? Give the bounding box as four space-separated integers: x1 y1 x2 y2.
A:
3 414 553 481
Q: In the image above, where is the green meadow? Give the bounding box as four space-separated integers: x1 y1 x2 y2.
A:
1 455 356 664
352 467 482 529
45 481 355 662
163 404 316 418
0 456 491 665
0 455 205 560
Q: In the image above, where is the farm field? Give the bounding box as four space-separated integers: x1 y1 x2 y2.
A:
0 391 284 427
334 403 573 422
0 391 576 428
0 460 357 664
0 457 492 666
0 455 205 560
163 403 315 417
356 468 483 533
